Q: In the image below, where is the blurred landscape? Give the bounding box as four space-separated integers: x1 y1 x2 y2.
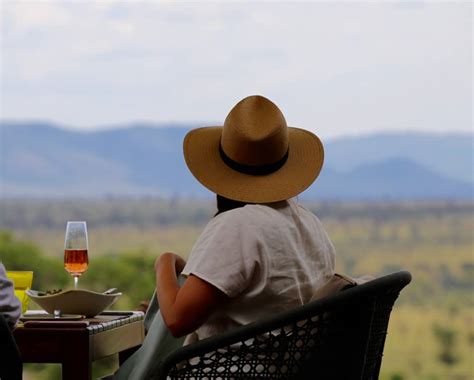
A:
1 1 471 379
1 122 472 199
0 122 473 380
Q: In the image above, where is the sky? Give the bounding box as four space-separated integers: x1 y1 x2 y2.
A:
0 1 472 139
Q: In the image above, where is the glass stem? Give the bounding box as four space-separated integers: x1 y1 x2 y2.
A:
74 276 78 289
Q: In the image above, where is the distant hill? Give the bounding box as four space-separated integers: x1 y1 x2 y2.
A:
325 133 473 184
1 121 472 199
306 158 472 200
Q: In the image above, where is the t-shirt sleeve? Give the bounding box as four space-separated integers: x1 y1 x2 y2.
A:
0 263 22 328
182 210 260 298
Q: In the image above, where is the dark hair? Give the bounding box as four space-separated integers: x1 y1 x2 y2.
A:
215 195 249 216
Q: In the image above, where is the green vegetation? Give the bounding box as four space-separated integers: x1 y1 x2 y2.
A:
0 199 472 380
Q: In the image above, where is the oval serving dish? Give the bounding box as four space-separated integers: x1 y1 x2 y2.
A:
26 289 122 317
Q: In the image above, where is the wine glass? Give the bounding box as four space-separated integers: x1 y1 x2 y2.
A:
64 221 89 289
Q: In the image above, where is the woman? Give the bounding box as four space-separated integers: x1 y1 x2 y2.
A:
155 95 336 343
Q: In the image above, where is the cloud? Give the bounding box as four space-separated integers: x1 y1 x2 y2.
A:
1 1 472 138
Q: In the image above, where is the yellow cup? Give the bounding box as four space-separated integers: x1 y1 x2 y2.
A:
6 271 34 314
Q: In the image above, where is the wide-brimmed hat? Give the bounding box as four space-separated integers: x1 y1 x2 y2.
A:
183 95 324 203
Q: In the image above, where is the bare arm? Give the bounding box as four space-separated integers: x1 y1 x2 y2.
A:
155 253 228 337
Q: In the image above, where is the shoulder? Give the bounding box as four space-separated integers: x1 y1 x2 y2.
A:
288 198 321 219
193 206 260 247
0 263 10 284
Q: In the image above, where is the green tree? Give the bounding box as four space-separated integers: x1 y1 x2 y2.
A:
0 230 69 290
390 372 404 380
432 323 459 366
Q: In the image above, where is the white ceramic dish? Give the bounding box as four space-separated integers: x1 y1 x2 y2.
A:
26 289 122 317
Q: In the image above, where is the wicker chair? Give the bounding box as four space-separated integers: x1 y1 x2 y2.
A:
155 271 411 380
0 313 23 380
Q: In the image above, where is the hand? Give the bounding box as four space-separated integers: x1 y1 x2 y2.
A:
155 252 186 275
174 254 186 274
136 300 150 313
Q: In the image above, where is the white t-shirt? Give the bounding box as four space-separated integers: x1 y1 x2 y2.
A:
181 199 336 343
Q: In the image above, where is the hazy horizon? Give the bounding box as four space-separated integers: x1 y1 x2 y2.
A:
1 118 473 141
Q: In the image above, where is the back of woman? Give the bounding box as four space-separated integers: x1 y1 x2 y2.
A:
182 199 336 343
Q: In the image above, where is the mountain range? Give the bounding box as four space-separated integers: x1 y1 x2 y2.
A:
1 121 472 200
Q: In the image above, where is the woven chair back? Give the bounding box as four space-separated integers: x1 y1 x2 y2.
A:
158 271 411 380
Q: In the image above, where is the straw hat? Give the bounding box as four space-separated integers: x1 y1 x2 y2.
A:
183 95 324 203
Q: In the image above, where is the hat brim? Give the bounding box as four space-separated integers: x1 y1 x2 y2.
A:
183 126 324 203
